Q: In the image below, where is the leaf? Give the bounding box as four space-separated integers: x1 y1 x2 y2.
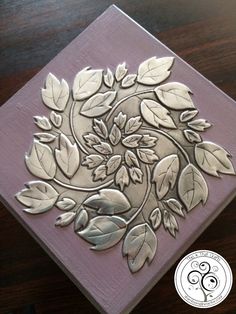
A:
137 56 174 85
122 134 142 148
73 67 103 100
152 154 180 199
114 112 127 129
103 68 114 88
180 109 198 122
84 188 131 214
55 134 80 178
149 208 162 230
83 133 101 147
121 74 137 88
106 155 122 175
178 164 208 211
25 140 56 180
56 198 76 211
141 99 176 129
16 181 58 214
82 154 104 169
195 141 235 177
125 150 140 167
184 129 202 143
93 119 108 139
115 62 128 81
42 73 69 111
74 208 89 231
93 142 113 155
34 116 52 131
79 216 127 250
129 167 143 183
34 132 56 143
55 212 76 227
155 82 195 110
93 165 107 181
124 116 142 134
109 124 121 145
123 223 157 273
164 199 184 217
163 210 178 237
80 91 116 117
139 134 158 148
50 111 62 128
137 148 159 164
115 165 129 190
188 119 211 131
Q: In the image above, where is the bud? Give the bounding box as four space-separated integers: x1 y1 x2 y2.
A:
55 212 76 227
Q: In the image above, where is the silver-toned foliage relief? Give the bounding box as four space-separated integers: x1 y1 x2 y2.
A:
16 57 235 273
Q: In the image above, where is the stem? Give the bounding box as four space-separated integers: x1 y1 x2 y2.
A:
105 89 154 122
201 287 208 302
53 178 114 192
69 101 89 155
127 165 152 224
141 127 190 163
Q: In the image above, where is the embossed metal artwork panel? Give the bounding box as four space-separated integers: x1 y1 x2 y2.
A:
16 59 234 273
1 6 236 314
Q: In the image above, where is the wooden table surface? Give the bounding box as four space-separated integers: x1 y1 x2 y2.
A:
0 1 236 313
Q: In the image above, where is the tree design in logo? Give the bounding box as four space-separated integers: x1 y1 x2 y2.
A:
16 57 235 272
187 261 220 301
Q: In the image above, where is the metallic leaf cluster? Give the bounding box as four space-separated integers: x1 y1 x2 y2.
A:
16 57 235 273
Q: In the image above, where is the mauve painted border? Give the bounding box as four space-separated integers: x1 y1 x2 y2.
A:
1 5 236 314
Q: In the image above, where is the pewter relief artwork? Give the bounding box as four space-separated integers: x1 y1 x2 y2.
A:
16 57 235 273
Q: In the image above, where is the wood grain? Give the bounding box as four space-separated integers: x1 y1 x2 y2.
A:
0 1 236 314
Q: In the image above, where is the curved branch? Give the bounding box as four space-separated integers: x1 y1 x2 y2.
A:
53 178 114 192
141 127 190 163
105 89 154 122
69 101 89 155
127 165 152 224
